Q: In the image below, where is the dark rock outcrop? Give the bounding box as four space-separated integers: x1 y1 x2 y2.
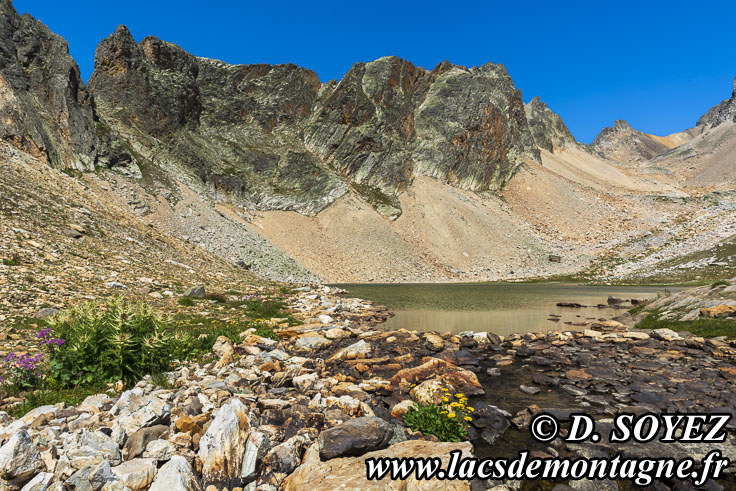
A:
0 0 98 168
88 30 538 215
2 0 540 217
696 75 736 129
524 96 576 153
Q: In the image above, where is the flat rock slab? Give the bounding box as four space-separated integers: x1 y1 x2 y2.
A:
285 440 473 490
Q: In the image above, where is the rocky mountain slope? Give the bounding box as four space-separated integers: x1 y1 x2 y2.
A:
523 96 577 153
2 0 736 284
589 120 688 164
651 76 736 189
87 27 538 219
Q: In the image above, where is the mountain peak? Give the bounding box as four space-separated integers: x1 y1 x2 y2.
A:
696 74 736 129
524 97 576 153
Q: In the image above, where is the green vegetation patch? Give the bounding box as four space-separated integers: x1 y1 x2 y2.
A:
636 311 736 339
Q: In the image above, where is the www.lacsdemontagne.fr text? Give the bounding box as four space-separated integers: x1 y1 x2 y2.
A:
365 449 730 486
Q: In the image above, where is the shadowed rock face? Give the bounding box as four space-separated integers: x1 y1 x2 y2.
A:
697 76 736 129
88 30 538 215
306 57 538 208
590 119 670 163
524 96 576 153
0 0 97 168
1 0 537 217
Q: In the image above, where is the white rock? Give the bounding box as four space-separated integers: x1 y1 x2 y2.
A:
149 455 201 491
292 372 318 390
241 431 271 481
111 458 157 490
198 398 251 484
19 472 53 491
651 328 681 342
326 340 371 362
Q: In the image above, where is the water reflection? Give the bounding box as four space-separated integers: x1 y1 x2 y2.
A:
335 283 679 336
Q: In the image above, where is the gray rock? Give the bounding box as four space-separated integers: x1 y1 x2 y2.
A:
89 461 118 490
141 439 176 462
183 286 206 298
240 431 271 481
79 431 122 466
19 472 53 491
317 416 393 460
0 429 44 486
294 336 331 350
110 389 170 446
148 455 201 491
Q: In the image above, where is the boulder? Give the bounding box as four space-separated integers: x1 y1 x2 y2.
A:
0 429 44 486
110 390 170 446
390 357 484 396
183 286 206 298
123 425 169 460
16 471 52 490
148 455 201 491
198 398 251 485
295 336 331 351
284 440 473 490
240 431 271 482
650 328 682 342
317 417 393 460
326 340 371 362
212 336 235 368
700 305 736 318
111 458 157 490
79 431 122 466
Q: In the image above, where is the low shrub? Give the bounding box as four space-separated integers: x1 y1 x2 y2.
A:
46 298 181 387
711 280 730 288
177 296 195 307
2 253 21 266
403 390 473 442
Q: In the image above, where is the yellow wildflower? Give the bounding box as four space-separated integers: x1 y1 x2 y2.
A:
442 397 449 403
455 393 464 398
464 416 472 421
440 410 448 414
447 412 456 418
468 407 475 412
441 388 449 392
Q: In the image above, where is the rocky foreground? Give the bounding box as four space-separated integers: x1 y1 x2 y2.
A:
1 286 735 490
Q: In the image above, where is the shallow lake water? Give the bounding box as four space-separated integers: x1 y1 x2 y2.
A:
334 283 680 336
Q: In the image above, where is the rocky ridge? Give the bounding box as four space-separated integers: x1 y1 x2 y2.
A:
590 120 673 164
523 96 577 153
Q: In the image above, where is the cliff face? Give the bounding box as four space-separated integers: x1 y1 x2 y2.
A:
0 0 99 168
523 96 576 153
87 29 538 216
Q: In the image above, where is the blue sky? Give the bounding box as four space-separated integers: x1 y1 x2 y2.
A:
14 0 736 143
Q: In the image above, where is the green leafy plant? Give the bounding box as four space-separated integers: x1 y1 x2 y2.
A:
403 390 473 442
2 253 21 266
711 280 730 288
46 298 180 387
253 322 280 341
636 311 735 339
177 296 195 307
